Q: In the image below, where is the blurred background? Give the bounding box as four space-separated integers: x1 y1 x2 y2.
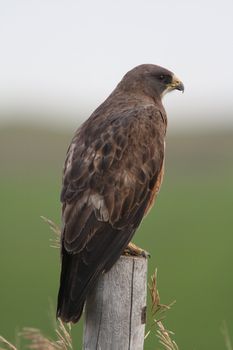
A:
0 1 233 349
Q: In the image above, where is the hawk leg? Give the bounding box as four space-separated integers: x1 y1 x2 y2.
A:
123 242 150 258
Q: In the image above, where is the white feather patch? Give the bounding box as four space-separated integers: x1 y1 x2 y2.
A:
88 193 109 221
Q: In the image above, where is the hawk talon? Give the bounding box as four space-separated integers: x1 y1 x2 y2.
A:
141 250 151 258
123 242 150 258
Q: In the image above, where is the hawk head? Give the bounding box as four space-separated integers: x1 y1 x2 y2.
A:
120 64 184 99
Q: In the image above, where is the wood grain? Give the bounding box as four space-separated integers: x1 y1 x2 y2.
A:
83 255 147 350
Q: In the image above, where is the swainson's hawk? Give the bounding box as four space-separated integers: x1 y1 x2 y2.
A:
57 64 184 323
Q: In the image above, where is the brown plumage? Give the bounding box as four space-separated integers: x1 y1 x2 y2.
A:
57 64 184 323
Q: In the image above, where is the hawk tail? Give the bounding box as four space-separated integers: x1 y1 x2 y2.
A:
56 225 136 323
56 250 85 323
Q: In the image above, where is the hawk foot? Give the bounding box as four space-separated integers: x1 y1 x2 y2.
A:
123 242 150 258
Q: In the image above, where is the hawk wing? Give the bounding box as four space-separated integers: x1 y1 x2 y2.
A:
57 105 166 322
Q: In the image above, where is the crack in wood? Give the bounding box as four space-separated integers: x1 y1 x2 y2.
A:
128 259 135 350
95 280 104 350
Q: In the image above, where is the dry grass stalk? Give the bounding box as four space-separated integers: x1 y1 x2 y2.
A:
146 269 179 350
0 320 73 350
0 336 18 350
156 321 179 350
20 327 58 350
221 321 233 350
41 216 61 249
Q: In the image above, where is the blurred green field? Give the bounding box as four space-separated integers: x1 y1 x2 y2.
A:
0 125 233 349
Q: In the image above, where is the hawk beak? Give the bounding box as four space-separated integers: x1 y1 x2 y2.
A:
170 75 184 93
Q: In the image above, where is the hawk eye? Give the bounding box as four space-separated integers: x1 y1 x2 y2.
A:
159 75 165 81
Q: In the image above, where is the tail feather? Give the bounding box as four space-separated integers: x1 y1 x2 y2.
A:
57 248 85 322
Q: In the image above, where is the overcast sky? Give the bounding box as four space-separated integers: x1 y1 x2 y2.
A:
0 0 233 129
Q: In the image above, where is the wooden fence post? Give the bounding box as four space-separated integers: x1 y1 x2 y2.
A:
83 255 148 350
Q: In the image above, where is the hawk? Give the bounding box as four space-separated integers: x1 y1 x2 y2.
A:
57 64 184 323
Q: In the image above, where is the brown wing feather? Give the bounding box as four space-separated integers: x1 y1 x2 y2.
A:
57 104 166 322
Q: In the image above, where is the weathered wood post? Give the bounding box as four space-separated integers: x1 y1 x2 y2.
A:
83 255 147 350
